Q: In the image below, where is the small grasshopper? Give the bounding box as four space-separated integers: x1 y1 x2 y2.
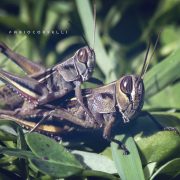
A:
0 2 99 121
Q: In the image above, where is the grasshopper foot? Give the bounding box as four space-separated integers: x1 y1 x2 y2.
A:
106 137 130 155
164 127 180 136
53 136 62 142
117 141 130 155
121 145 130 155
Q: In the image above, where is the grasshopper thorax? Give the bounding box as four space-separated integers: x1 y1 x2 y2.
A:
74 46 95 81
115 75 144 121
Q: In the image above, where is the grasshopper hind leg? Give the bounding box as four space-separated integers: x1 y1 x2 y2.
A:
0 42 45 75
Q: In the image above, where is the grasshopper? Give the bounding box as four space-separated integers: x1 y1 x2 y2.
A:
0 2 99 121
2 35 179 154
0 43 98 120
0 42 96 105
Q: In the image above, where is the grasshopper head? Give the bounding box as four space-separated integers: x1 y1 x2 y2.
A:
74 46 95 81
116 75 144 121
115 34 160 122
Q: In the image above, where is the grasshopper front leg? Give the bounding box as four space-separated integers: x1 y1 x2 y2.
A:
74 81 97 123
103 113 116 139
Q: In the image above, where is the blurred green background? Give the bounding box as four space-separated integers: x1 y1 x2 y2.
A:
0 0 180 179
0 0 180 108
0 0 179 75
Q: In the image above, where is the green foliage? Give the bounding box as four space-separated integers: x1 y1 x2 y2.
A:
0 0 180 179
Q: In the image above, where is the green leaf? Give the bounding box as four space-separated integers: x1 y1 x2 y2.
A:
17 127 27 150
138 132 180 164
72 150 117 174
19 0 30 23
25 133 83 178
0 147 37 159
0 16 30 31
133 113 180 165
144 83 180 109
111 134 145 180
34 0 46 27
50 1 73 13
144 162 157 180
16 127 29 179
82 170 119 180
150 158 180 180
144 48 180 99
0 121 17 141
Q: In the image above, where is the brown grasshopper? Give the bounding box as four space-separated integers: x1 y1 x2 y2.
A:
0 3 100 121
0 43 99 120
0 1 100 122
2 35 179 154
0 33 179 155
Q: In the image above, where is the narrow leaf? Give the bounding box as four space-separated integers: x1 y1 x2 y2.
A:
111 134 145 180
145 48 180 99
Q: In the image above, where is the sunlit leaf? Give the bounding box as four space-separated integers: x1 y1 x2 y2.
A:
111 134 145 180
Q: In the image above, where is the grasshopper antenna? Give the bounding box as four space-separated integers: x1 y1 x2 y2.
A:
139 41 151 79
68 20 91 50
69 0 96 50
92 0 96 50
140 32 161 79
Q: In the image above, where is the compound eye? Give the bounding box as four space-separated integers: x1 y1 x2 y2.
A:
77 48 88 63
120 76 133 94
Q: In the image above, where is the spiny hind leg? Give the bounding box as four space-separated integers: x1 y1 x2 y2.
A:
14 107 98 133
0 68 49 105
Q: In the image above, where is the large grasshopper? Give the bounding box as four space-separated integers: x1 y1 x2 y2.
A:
1 36 178 154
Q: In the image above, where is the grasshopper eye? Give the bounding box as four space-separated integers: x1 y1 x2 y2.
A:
77 49 88 63
120 76 132 94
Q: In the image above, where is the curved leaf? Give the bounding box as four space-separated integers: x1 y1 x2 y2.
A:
150 158 180 180
25 133 83 178
133 113 180 165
